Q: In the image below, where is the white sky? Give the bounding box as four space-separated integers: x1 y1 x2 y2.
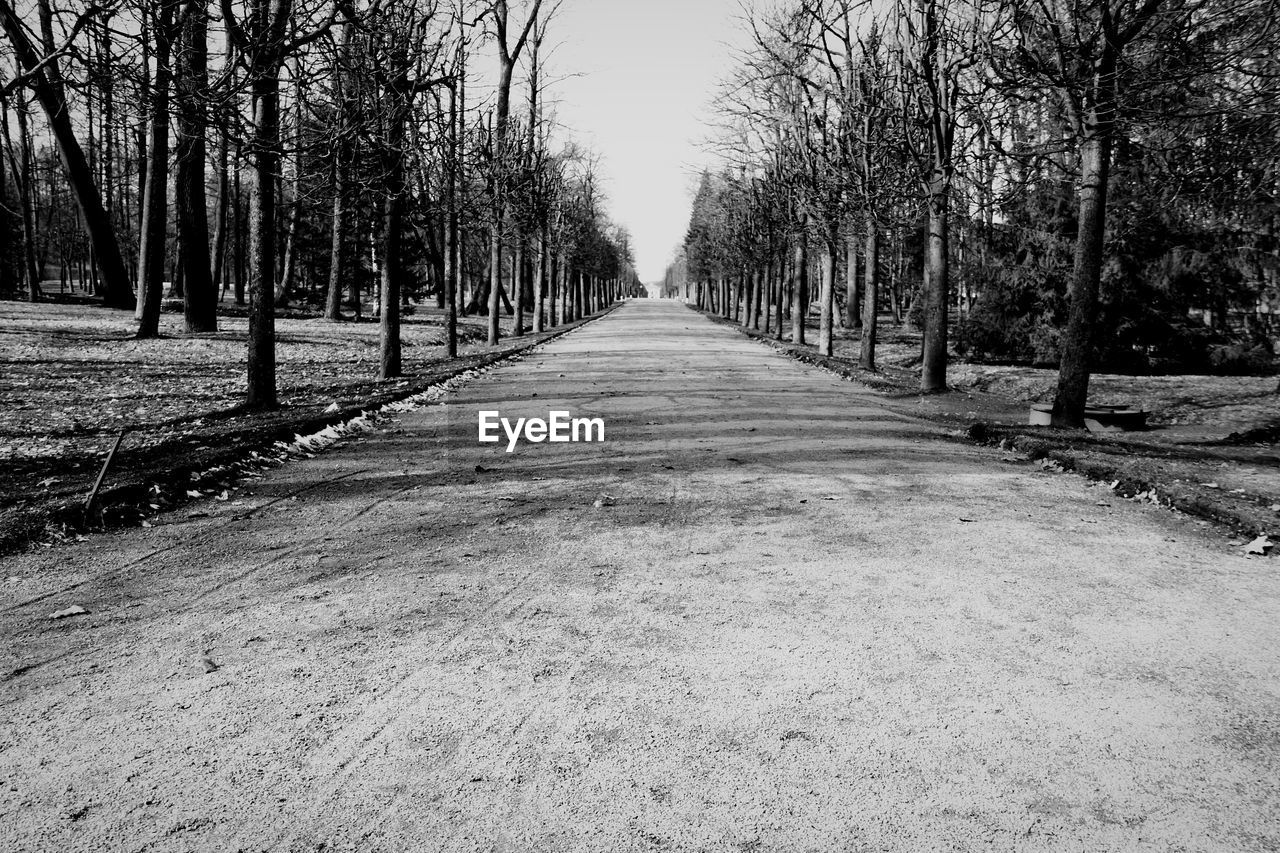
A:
544 0 747 282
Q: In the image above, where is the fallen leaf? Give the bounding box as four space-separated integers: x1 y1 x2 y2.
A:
323 402 340 414
50 605 89 620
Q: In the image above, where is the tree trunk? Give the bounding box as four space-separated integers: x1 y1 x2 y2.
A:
860 223 879 371
246 62 283 407
172 246 185 296
232 146 246 305
774 251 785 340
791 225 807 345
210 142 229 298
210 40 232 297
3 99 42 300
818 242 835 356
512 239 524 336
324 155 346 320
845 234 860 329
487 226 502 345
444 77 459 355
920 174 949 392
533 230 546 333
379 181 404 379
763 260 773 336
553 250 565 326
274 67 302 308
135 1 174 337
176 0 215 333
1052 129 1113 428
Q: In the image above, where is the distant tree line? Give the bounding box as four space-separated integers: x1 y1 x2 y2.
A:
667 0 1279 426
0 0 643 407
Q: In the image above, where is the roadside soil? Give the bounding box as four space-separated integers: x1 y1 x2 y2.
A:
1 300 1277 852
0 300 606 554
701 310 1279 539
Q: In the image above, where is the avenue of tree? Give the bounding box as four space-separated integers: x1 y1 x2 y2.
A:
669 0 1279 427
0 0 644 408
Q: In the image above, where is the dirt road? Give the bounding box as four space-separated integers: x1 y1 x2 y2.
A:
2 300 1277 852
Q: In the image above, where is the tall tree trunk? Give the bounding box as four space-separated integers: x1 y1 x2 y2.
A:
747 268 757 327
325 155 346 320
791 224 807 345
171 245 185 296
176 0 215 333
379 166 404 379
774 251 785 340
512 239 524 336
232 144 246 305
444 70 459 355
487 226 502 344
763 261 773 336
551 259 560 321
275 66 303 308
246 61 283 407
135 0 175 337
3 99 42 300
920 172 949 392
1052 129 1113 428
450 39 466 338
845 234 860 329
818 241 835 356
210 134 230 296
860 223 879 370
210 38 232 296
533 229 546 333
324 21 352 322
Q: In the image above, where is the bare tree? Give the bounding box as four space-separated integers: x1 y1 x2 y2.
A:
221 0 341 407
894 0 986 391
1003 0 1259 426
484 0 542 345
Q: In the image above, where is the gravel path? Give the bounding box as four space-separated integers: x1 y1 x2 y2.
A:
2 300 1276 852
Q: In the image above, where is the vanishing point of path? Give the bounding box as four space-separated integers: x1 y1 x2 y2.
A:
2 300 1277 852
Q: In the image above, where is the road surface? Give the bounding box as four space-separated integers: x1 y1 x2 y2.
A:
2 300 1277 852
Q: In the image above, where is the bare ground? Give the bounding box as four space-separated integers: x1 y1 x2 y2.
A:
0 300 597 552
1 301 1277 852
707 312 1280 539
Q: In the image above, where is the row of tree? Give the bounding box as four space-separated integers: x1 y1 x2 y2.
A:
668 0 1279 426
0 0 643 407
